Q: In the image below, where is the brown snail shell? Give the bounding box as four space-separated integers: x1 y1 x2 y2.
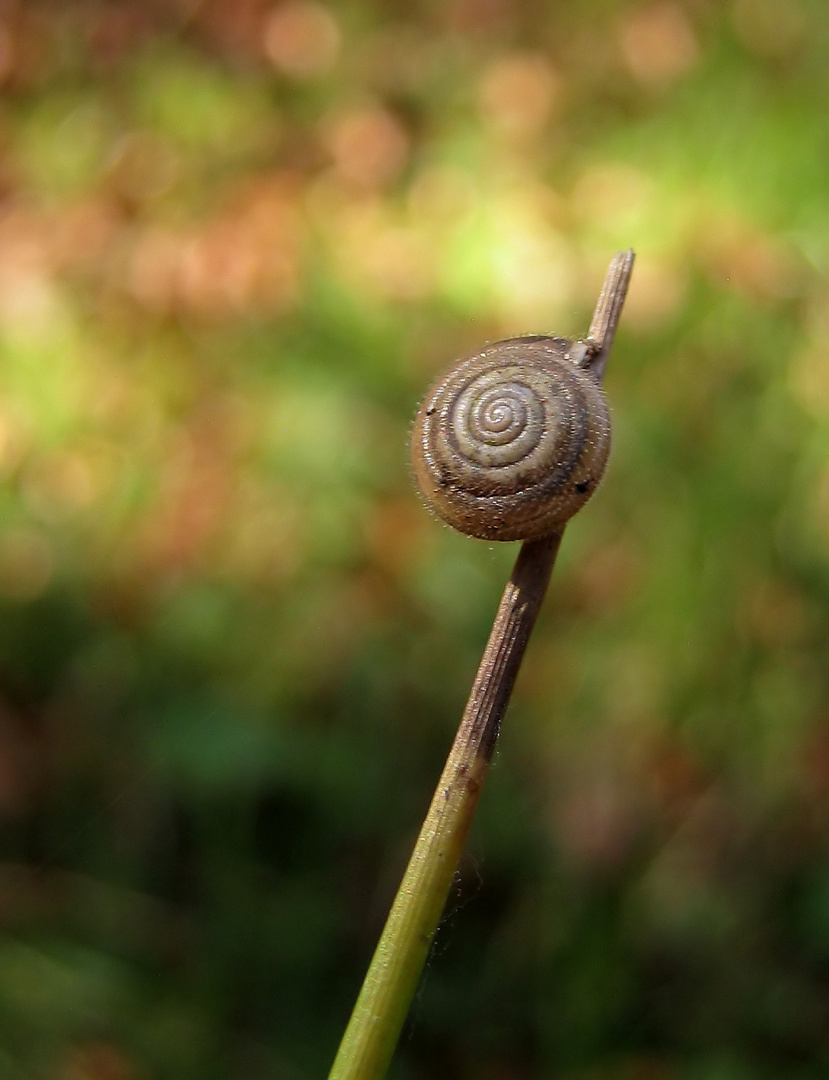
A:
411 335 611 541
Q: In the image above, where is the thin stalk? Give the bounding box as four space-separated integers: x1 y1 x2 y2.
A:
328 250 634 1080
329 534 560 1080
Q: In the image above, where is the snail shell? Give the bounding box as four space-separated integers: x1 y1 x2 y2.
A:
411 335 611 541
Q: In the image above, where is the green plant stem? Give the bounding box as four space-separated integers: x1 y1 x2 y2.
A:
328 532 561 1080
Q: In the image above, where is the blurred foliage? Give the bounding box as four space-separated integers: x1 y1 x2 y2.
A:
0 1 827 1078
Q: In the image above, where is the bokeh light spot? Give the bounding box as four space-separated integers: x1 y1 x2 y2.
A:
478 52 560 139
619 2 700 88
263 1 341 78
321 104 409 192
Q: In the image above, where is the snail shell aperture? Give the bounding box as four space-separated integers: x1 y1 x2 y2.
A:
411 335 611 541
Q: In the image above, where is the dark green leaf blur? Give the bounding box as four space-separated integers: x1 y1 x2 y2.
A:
0 2 827 1077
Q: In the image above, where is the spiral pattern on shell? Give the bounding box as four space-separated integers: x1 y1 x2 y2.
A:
411 336 611 541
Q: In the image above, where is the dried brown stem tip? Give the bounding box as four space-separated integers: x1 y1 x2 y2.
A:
584 247 636 379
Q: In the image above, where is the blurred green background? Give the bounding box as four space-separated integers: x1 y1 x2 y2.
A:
0 1 827 1077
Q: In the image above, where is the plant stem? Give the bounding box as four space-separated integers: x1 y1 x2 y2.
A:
328 250 634 1080
329 533 560 1080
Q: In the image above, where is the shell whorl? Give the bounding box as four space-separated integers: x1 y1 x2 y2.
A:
411 336 611 541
